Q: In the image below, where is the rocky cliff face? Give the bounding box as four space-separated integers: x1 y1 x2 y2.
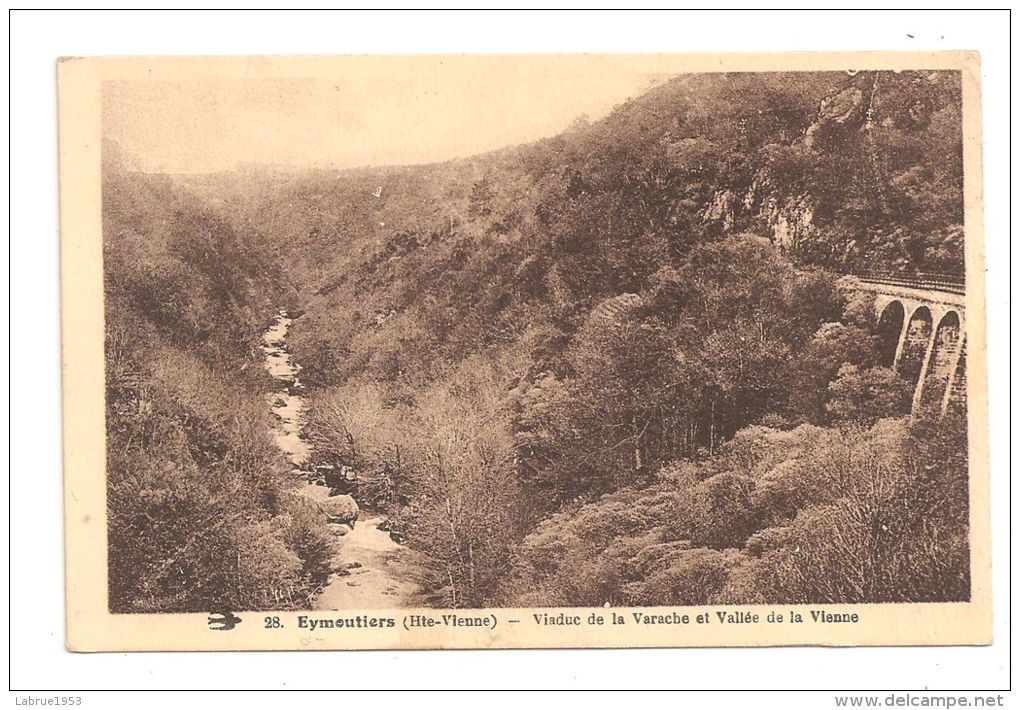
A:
703 177 818 251
700 75 873 251
699 71 961 274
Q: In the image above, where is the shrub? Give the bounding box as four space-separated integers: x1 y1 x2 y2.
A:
632 548 737 606
826 364 914 425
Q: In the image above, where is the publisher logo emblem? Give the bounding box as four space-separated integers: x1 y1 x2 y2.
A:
207 612 242 631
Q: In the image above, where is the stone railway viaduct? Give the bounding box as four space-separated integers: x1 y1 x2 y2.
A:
854 272 967 416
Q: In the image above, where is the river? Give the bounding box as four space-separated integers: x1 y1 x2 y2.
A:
261 310 422 609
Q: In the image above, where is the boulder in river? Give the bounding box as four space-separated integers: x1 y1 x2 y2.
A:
319 494 359 527
335 524 353 537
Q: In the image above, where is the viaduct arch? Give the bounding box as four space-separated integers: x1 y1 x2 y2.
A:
855 273 966 416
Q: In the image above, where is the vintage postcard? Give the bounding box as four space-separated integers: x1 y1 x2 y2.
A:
59 52 989 651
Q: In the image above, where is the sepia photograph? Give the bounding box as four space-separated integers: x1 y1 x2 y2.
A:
57 51 990 652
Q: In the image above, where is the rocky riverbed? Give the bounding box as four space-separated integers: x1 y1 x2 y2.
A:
261 310 422 609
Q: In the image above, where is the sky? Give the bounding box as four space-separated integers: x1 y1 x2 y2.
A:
102 56 668 174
